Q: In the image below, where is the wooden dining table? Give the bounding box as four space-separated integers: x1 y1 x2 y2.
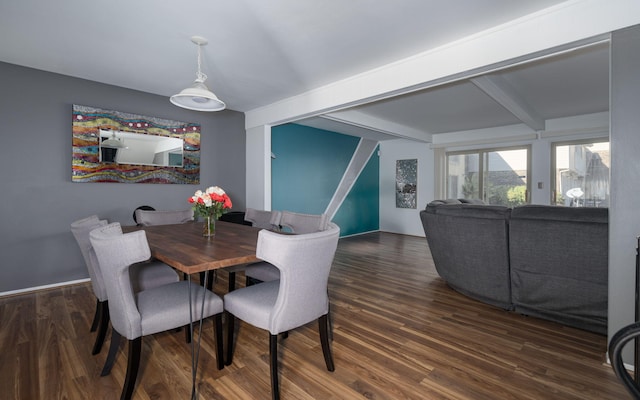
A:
124 219 262 275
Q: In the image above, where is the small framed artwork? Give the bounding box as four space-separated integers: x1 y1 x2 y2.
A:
396 159 417 208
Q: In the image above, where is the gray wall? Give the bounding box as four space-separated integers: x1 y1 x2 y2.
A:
609 25 640 344
0 62 246 293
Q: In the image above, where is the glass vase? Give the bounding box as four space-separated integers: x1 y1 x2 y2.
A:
203 216 216 237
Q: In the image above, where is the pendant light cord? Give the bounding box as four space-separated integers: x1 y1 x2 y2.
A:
196 44 207 83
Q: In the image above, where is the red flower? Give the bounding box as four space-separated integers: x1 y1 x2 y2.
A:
210 193 224 202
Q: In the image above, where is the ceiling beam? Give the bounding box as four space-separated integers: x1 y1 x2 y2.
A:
471 75 545 131
246 0 640 130
322 110 433 143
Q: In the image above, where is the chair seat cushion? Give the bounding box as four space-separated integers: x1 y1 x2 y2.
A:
224 280 280 331
244 262 280 282
136 281 223 336
131 261 179 292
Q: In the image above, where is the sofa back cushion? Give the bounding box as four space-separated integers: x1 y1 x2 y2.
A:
509 205 608 334
420 203 513 309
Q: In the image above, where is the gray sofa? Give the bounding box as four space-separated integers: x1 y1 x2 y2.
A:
420 200 608 334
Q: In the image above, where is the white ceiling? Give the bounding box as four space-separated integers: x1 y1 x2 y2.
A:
0 0 609 140
331 41 610 136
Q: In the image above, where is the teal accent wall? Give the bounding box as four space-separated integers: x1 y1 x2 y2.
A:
272 124 358 213
272 123 379 235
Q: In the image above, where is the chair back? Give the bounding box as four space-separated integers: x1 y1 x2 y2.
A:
279 211 329 234
245 208 282 230
90 222 152 339
135 209 194 226
132 205 155 224
256 222 340 334
71 215 109 301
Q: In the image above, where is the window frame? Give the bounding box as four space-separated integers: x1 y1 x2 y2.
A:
550 137 610 206
445 144 532 205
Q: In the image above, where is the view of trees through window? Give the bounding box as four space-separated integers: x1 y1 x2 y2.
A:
447 147 529 207
552 139 609 207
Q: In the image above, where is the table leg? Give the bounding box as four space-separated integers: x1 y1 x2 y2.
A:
187 270 210 400
187 273 196 399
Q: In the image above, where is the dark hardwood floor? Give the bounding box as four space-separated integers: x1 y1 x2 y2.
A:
0 232 629 399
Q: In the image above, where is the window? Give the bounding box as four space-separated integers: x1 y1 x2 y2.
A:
552 139 609 207
446 146 530 206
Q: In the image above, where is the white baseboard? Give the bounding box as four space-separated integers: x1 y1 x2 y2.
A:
0 278 91 298
340 229 380 238
605 352 636 378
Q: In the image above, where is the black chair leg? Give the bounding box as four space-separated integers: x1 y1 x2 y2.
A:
185 324 191 344
328 304 334 342
319 314 335 371
198 271 217 290
269 334 280 400
214 314 224 370
225 311 235 366
101 329 122 376
90 299 101 332
180 273 193 345
228 271 236 292
327 290 334 342
121 337 142 400
92 300 110 355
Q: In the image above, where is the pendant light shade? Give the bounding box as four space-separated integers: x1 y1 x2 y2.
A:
101 130 125 148
170 80 225 111
170 36 226 112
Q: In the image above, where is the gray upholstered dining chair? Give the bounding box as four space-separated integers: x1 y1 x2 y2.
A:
70 215 179 356
244 211 328 284
224 223 340 400
279 210 329 233
134 208 194 226
228 209 283 290
244 207 282 231
89 222 225 400
133 207 211 291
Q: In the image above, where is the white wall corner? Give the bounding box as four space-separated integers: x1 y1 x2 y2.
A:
245 125 272 210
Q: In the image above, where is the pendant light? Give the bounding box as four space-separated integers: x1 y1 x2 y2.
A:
170 36 226 112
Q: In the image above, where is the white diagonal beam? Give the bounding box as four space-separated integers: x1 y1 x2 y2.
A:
324 109 432 143
325 138 379 220
471 75 545 131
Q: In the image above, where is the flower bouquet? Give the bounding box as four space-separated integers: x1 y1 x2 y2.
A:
188 186 233 236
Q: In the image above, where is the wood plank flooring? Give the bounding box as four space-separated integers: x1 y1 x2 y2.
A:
0 232 630 399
